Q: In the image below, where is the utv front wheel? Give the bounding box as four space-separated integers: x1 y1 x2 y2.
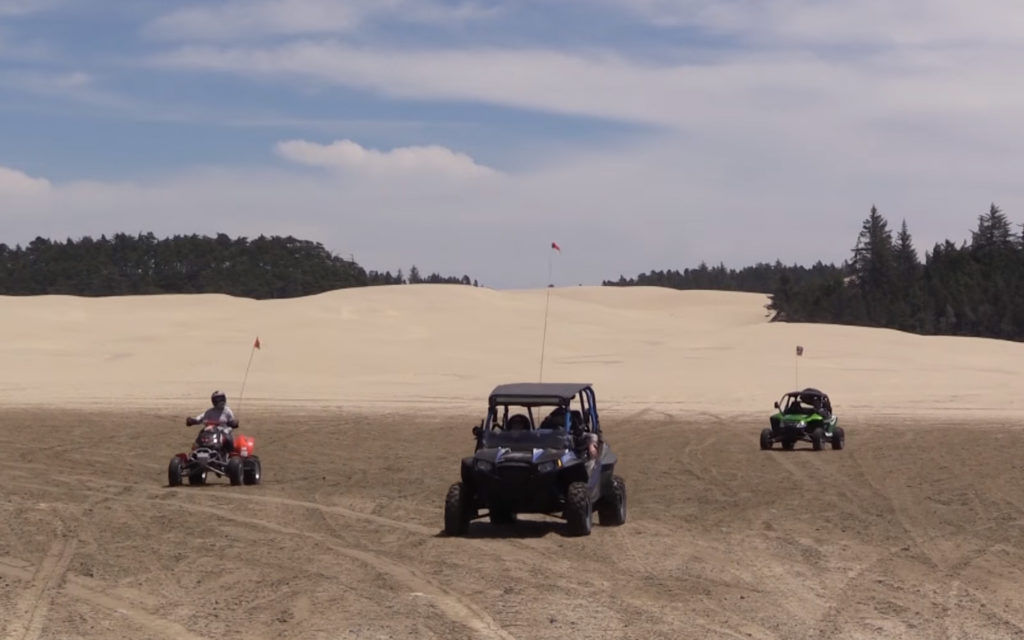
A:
167 457 183 487
444 482 471 536
598 475 627 526
564 481 592 536
810 427 825 451
831 426 845 450
759 428 773 450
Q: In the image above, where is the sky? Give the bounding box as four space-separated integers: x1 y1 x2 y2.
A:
2 0 1023 288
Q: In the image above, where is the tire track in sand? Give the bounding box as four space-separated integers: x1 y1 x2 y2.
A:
0 559 204 640
2 539 75 640
6 477 515 640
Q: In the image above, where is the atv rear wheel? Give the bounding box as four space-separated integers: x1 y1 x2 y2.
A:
831 426 845 450
243 458 262 485
564 481 592 536
810 427 825 451
759 428 773 450
167 457 183 487
227 457 244 486
188 469 207 485
598 475 627 526
444 482 471 536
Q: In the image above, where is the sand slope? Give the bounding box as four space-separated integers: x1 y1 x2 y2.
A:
2 285 1023 416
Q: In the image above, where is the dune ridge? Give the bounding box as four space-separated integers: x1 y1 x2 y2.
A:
2 285 1022 417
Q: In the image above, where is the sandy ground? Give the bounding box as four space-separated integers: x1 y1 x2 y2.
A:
3 408 1024 640
4 286 1024 638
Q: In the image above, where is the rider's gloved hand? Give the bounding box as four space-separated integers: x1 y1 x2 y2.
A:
227 419 239 428
185 417 198 426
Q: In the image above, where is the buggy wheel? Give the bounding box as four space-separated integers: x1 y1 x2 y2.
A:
598 475 627 526
759 428 773 450
810 427 825 451
781 438 796 450
831 426 845 450
227 457 244 486
188 469 207 485
564 481 592 536
243 458 262 485
167 457 183 487
444 482 471 536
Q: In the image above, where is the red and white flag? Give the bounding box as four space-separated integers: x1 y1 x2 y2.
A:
551 241 561 252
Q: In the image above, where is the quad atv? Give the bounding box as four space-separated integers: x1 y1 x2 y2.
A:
443 383 626 537
761 387 844 451
168 420 262 486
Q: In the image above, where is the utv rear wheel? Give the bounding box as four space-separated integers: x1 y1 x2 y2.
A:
227 457 244 486
759 428 773 450
167 457 183 487
811 427 825 451
188 469 207 485
831 426 845 450
444 482 471 536
243 458 262 485
598 475 627 526
564 481 592 536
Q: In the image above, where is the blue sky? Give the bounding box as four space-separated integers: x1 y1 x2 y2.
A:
2 0 1023 288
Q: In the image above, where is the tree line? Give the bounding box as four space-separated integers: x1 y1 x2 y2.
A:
0 233 477 298
607 204 1024 341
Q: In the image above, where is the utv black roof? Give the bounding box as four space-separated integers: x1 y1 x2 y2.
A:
784 387 827 398
489 383 593 407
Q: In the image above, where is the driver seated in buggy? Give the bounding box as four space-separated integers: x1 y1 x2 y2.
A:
185 390 238 455
541 407 599 469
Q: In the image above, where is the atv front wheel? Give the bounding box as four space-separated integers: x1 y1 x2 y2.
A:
227 457 244 486
759 428 773 450
598 475 627 526
564 481 592 536
810 427 825 451
168 457 183 487
444 482 471 536
243 458 262 485
831 426 845 450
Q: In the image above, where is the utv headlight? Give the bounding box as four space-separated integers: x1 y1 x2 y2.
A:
537 461 557 473
475 460 493 472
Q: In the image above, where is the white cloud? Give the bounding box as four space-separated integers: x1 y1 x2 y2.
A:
0 166 51 196
275 139 496 178
145 0 496 40
0 0 63 17
595 0 1024 46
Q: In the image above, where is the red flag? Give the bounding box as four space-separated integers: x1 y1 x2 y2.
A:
254 337 261 350
551 241 561 251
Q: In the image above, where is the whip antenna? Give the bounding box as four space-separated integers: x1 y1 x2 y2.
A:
538 242 560 381
237 336 261 415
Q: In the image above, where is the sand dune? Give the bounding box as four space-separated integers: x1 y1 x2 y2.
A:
2 285 1023 416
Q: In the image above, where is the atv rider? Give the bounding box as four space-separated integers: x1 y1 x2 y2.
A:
185 390 237 456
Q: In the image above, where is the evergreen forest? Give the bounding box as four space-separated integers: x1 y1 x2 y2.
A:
606 204 1024 341
0 233 476 298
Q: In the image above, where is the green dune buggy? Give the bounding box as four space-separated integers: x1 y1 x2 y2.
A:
761 388 845 451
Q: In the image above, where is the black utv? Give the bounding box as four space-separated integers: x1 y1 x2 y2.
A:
443 383 626 537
